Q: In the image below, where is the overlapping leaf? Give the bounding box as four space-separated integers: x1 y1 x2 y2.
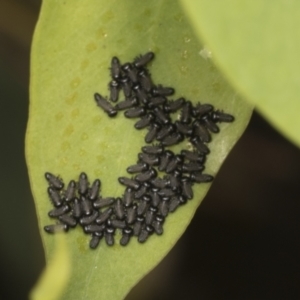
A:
181 0 300 147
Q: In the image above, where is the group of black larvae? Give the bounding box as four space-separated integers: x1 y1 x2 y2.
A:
44 52 234 249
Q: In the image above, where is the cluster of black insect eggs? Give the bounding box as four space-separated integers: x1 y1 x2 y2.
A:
44 52 234 250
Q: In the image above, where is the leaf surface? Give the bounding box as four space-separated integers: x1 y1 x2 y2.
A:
27 1 253 299
181 0 300 146
30 235 70 300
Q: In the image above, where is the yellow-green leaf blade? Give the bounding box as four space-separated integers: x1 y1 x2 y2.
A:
27 1 252 299
30 234 71 300
181 0 300 147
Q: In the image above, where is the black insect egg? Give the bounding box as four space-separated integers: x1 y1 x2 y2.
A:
43 51 235 250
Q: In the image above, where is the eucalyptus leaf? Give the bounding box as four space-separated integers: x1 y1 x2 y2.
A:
30 235 70 300
180 0 300 147
26 0 252 299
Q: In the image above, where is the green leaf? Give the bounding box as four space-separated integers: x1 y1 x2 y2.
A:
26 1 252 299
30 234 70 300
180 0 300 147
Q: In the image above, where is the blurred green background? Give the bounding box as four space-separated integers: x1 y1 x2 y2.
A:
1 1 300 299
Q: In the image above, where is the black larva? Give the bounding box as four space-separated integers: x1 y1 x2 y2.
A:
80 196 93 216
180 101 192 124
148 96 166 108
96 207 113 224
123 188 134 207
165 155 183 173
58 214 77 227
138 153 160 166
114 198 125 220
190 136 210 154
138 225 154 243
145 123 160 143
105 227 115 246
164 97 186 113
134 113 155 130
134 185 148 199
152 85 175 97
94 93 117 117
150 189 161 207
90 235 102 249
153 107 170 125
127 162 148 174
145 206 157 225
133 84 149 106
142 144 164 155
64 180 76 202
89 179 101 201
181 150 205 164
122 63 138 83
119 76 132 97
156 124 175 141
43 51 235 249
181 178 193 200
124 106 146 118
120 227 133 246
168 174 181 192
138 69 153 92
110 56 121 80
151 177 168 189
161 132 183 147
182 162 204 173
93 197 115 209
48 204 70 218
118 177 140 190
158 188 176 197
72 197 82 219
137 197 150 216
159 197 170 217
48 187 63 207
126 205 137 224
78 172 89 195
202 115 220 133
109 80 120 102
211 110 234 123
45 172 64 190
79 210 99 226
134 51 155 68
111 219 126 229
135 168 157 182
152 214 165 235
190 173 214 183
169 195 187 212
193 120 211 143
84 224 106 234
175 121 193 136
192 103 213 118
115 97 138 110
158 150 174 172
133 216 144 236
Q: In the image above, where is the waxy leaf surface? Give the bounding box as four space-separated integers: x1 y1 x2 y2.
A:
27 1 253 299
30 235 70 300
